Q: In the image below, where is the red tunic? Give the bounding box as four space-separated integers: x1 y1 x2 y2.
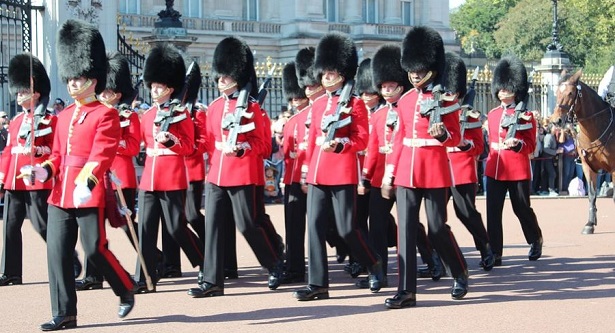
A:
0 111 56 190
44 100 120 208
304 93 368 185
448 115 484 185
363 105 396 188
282 106 309 185
255 110 272 186
110 110 140 189
205 95 268 186
185 108 207 182
485 104 536 181
388 88 461 189
138 105 194 191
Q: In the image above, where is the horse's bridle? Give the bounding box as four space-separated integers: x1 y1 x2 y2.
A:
557 81 581 124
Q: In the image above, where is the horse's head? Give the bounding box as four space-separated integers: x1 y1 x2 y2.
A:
551 69 583 125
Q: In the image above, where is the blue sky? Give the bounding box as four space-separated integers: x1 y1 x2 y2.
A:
450 0 466 8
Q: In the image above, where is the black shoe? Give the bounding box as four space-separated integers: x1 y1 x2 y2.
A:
494 254 502 266
75 276 103 291
344 262 366 278
187 282 224 298
385 291 416 309
268 262 283 290
197 271 204 285
417 265 432 278
451 272 469 300
479 244 496 272
224 269 239 280
528 237 543 261
135 280 156 294
118 287 135 318
431 251 445 281
72 254 82 278
160 266 182 278
368 258 384 292
293 285 329 301
280 271 305 284
40 316 77 331
0 275 22 286
356 276 388 289
336 247 348 264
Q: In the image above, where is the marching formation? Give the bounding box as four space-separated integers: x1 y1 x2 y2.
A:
0 19 546 331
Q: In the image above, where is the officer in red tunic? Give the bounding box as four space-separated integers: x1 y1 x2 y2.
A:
444 52 495 271
28 20 136 330
279 61 310 284
187 37 283 298
292 32 384 301
357 44 410 289
382 26 468 309
74 52 144 290
486 56 543 266
135 43 204 293
0 54 56 287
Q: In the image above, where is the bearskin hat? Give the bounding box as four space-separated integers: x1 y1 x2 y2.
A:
491 55 528 103
104 52 134 105
184 61 203 106
295 47 318 89
314 32 358 82
401 26 446 83
8 53 51 100
372 44 411 93
443 52 467 99
355 58 377 95
212 36 257 96
282 62 306 101
143 43 186 97
57 19 107 94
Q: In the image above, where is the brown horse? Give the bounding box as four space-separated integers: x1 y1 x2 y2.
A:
550 69 615 234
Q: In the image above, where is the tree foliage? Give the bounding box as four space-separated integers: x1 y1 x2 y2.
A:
451 0 615 73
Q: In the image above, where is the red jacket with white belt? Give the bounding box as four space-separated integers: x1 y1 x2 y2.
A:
110 109 140 189
185 108 207 182
282 106 310 185
448 113 484 185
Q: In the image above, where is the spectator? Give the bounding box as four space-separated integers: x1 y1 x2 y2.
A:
131 96 144 111
541 123 560 196
558 124 578 192
531 112 545 195
0 111 8 154
52 98 65 115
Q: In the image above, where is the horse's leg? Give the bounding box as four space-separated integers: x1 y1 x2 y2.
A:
582 165 598 234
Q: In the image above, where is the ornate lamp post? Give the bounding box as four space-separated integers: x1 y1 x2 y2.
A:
546 0 563 52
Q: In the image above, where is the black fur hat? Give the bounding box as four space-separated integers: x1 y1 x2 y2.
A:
295 47 318 89
282 62 306 101
184 61 203 106
57 19 107 94
372 44 411 93
491 55 528 103
212 36 257 96
443 52 467 99
143 43 186 95
314 32 358 82
104 52 134 105
401 26 445 83
355 58 377 95
8 53 51 100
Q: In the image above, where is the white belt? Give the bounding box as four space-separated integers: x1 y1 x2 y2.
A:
378 145 393 154
316 136 349 146
11 146 27 154
447 147 461 153
402 138 441 147
146 147 177 156
490 142 507 151
214 141 225 151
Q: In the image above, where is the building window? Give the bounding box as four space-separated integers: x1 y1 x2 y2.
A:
402 0 414 26
324 0 338 23
243 0 259 21
363 0 377 24
119 0 139 14
183 0 202 18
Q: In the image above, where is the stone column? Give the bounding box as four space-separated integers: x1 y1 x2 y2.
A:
535 50 573 119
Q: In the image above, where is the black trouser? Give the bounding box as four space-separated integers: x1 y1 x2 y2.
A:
368 188 396 275
202 183 280 287
136 190 203 283
1 190 49 276
449 183 490 254
416 222 433 265
283 182 307 275
256 185 284 253
47 206 133 316
396 187 467 293
82 188 137 280
486 177 543 257
306 184 378 288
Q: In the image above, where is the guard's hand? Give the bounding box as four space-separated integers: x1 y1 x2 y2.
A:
73 184 92 207
155 131 178 147
428 122 447 139
18 164 48 186
300 170 308 194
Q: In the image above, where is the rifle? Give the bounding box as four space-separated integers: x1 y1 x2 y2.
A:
459 67 482 138
117 74 143 113
154 62 197 132
23 95 50 152
502 70 535 141
321 79 355 142
419 84 460 128
222 81 255 148
256 64 277 106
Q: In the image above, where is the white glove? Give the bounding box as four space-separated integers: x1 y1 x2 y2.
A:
73 184 92 207
19 165 48 186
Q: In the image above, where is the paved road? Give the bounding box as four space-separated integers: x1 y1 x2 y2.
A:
1 196 615 332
